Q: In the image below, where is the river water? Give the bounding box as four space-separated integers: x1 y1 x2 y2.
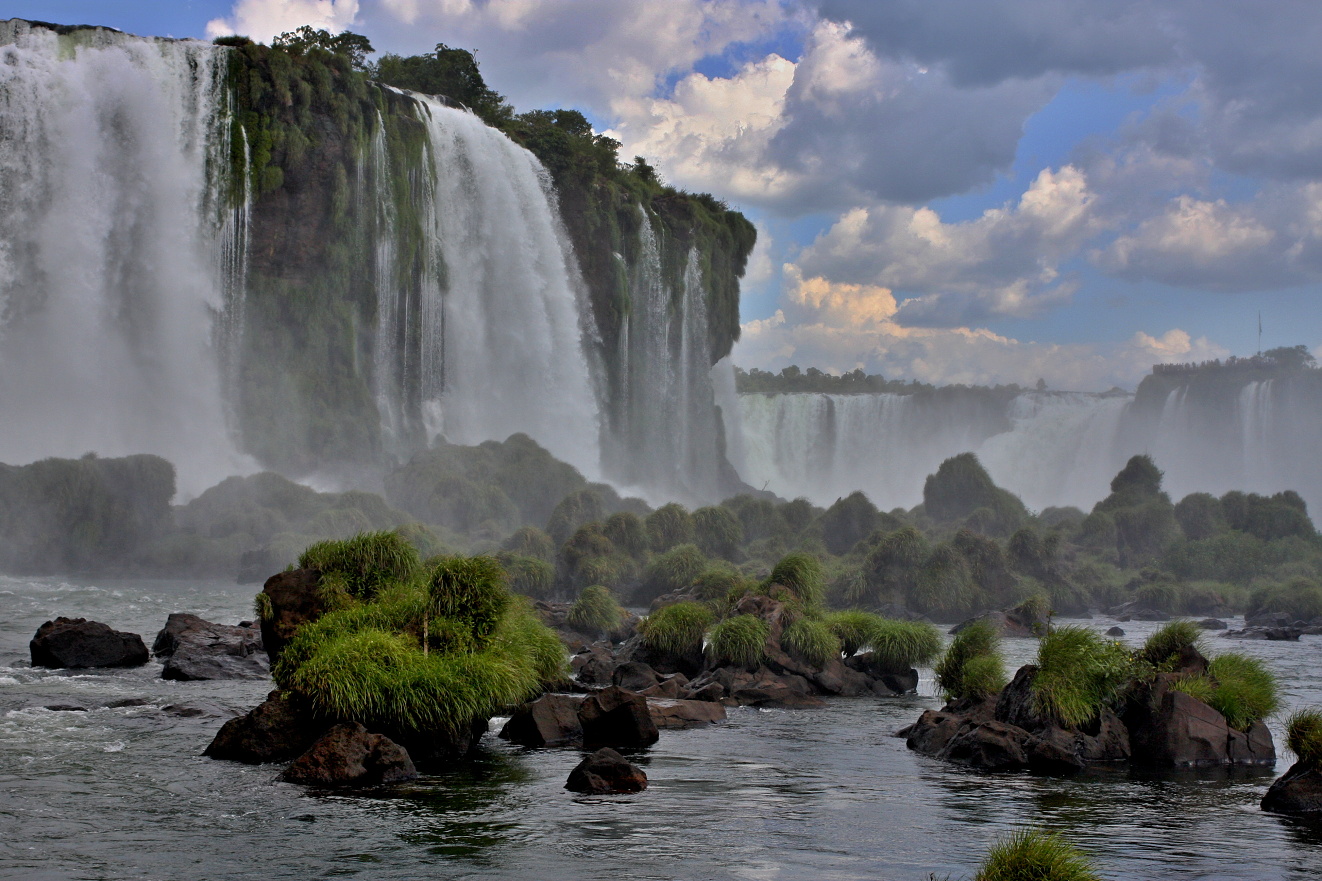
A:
2 575 1319 880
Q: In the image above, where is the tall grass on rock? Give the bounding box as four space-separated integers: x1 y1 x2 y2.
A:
638 601 713 656
935 619 1007 701
1286 709 1322 765
780 617 841 667
567 585 625 634
767 552 825 606
974 828 1102 881
1138 620 1205 671
298 530 420 600
708 614 770 669
825 614 944 672
1171 651 1280 731
1032 627 1132 729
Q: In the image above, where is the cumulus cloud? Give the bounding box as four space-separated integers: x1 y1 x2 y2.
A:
207 0 360 40
793 166 1099 325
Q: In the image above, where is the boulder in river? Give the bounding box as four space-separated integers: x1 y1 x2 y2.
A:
579 686 660 748
499 693 587 747
565 747 648 794
258 568 325 663
156 614 268 681
30 617 148 669
280 722 418 787
1262 762 1322 814
203 689 323 764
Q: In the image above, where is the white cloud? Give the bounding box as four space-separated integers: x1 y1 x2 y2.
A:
206 0 360 40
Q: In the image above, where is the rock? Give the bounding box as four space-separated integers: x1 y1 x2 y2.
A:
571 641 619 686
612 661 661 692
640 672 689 699
159 616 268 681
1262 762 1322 814
152 613 206 656
615 634 705 679
258 568 326 663
810 658 873 697
30 617 149 669
1198 618 1228 630
729 668 826 708
498 693 586 747
565 747 647 794
647 698 726 730
1222 627 1301 641
281 722 417 786
950 603 1046 639
203 689 323 764
1106 626 1126 637
1246 611 1296 629
900 698 996 757
684 680 726 703
578 686 659 748
1127 683 1274 767
940 720 1031 771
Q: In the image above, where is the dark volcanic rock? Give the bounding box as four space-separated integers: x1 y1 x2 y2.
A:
612 661 661 692
30 618 148 669
203 689 323 764
579 686 660 748
258 568 326 663
159 616 268 681
571 641 620 686
1126 678 1274 768
1198 618 1228 631
281 722 417 786
499 693 587 747
1106 626 1126 637
647 698 726 730
1222 627 1302 641
565 747 648 794
1263 762 1322 814
152 613 207 656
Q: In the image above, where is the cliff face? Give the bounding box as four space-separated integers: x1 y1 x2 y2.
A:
222 42 755 498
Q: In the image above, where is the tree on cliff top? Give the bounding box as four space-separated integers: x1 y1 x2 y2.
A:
373 44 513 126
273 26 374 70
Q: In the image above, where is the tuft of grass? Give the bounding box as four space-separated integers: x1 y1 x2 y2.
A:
974 828 1102 881
767 552 825 607
935 620 1006 701
707 614 771 669
253 590 274 622
780 617 841 668
1287 708 1322 765
1173 652 1280 732
426 556 510 649
1138 620 1205 671
823 610 881 658
638 601 714 656
867 619 943 672
298 530 420 600
567 585 625 634
1032 626 1132 729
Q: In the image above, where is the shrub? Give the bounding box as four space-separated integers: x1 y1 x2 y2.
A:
1287 708 1322 766
866 619 943 672
823 610 881 658
567 585 625 634
974 828 1101 881
935 620 1006 701
642 543 707 599
692 506 744 559
1138 620 1205 671
253 590 274 621
638 601 713 656
502 526 555 563
707 614 770 668
768 552 825 606
546 489 606 546
298 530 420 600
691 563 752 603
815 491 881 555
912 543 980 618
1173 652 1280 732
1032 626 1132 729
646 502 694 552
501 555 555 599
602 512 649 559
780 618 841 667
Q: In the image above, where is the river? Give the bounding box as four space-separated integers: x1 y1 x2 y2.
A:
1 575 1318 880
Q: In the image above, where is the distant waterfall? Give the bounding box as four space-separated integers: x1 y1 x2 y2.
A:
0 21 250 495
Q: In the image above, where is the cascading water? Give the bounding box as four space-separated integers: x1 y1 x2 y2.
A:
0 21 251 495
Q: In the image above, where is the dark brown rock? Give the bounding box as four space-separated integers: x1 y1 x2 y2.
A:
579 686 659 748
203 689 323 764
30 618 148 669
1263 762 1322 814
612 661 661 692
258 568 325 663
1222 627 1302 641
152 613 207 656
940 720 1031 770
565 747 647 794
647 698 726 730
498 693 586 747
281 722 417 786
571 641 619 686
639 672 688 699
160 617 268 681
1129 686 1275 767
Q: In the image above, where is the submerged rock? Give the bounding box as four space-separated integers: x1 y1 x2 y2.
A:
647 698 726 730
565 747 647 794
280 722 417 787
30 617 149 669
1222 627 1301 641
157 614 268 681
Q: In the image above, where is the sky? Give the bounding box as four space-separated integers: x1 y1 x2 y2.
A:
15 0 1322 391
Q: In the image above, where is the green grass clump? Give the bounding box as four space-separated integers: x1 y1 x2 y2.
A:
1173 651 1280 731
427 556 510 648
1138 620 1205 671
1032 626 1132 729
253 590 274 621
298 530 420 600
974 828 1101 881
867 619 943 671
935 620 1007 701
1286 708 1322 765
638 601 714 656
707 614 770 668
823 610 881 658
780 618 841 667
767 552 825 606
272 558 566 738
567 585 625 634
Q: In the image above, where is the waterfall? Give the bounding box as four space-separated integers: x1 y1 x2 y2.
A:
0 21 251 496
